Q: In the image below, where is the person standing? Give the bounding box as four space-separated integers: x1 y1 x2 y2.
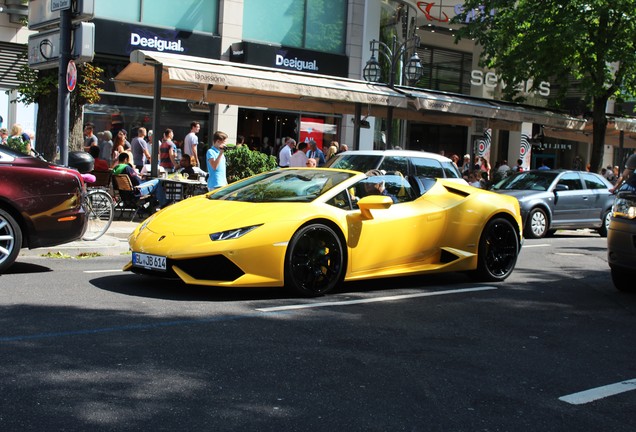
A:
206 130 229 191
98 130 114 167
184 121 201 167
6 123 31 155
290 142 309 167
131 127 150 171
307 140 326 166
278 138 295 167
159 128 177 172
83 124 98 151
0 127 8 144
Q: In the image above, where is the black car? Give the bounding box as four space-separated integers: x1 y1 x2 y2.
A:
492 169 614 238
0 146 87 272
607 190 636 291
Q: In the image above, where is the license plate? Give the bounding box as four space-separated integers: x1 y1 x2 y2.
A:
132 252 167 271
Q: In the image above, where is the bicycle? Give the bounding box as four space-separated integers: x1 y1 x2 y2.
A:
81 173 115 241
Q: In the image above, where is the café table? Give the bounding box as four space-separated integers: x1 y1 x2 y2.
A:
159 175 208 202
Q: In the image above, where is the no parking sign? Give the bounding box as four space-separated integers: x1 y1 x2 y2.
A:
66 59 77 92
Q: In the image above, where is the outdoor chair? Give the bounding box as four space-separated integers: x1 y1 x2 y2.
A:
112 174 152 221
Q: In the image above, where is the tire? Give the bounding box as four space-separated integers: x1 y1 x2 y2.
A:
0 208 22 273
611 267 635 292
525 208 548 239
597 210 611 238
82 190 114 241
284 223 345 297
473 217 519 282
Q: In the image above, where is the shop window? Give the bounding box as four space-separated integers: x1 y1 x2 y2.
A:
243 0 347 54
417 46 472 95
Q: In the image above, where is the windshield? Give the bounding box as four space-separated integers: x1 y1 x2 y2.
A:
492 171 559 191
323 154 381 172
209 169 355 202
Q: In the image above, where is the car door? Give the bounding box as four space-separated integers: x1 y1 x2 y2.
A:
581 172 611 220
551 172 592 227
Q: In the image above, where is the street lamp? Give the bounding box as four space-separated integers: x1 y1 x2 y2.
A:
363 35 423 148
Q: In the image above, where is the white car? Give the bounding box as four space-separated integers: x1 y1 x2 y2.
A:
323 150 466 184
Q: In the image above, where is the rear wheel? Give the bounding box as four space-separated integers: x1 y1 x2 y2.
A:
525 208 548 239
473 217 519 282
597 210 611 238
0 209 22 273
83 190 114 241
285 224 344 297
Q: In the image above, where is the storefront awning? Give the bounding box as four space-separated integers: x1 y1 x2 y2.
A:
113 50 408 116
410 89 587 131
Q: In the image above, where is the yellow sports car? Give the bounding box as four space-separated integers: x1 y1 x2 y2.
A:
125 168 522 296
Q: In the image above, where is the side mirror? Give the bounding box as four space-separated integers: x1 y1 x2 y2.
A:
357 195 393 219
554 184 569 192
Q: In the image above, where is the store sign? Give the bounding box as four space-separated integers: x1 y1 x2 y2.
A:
230 42 348 78
404 1 495 25
93 19 221 59
470 70 551 97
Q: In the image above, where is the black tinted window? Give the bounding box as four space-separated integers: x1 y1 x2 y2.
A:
378 156 409 175
324 155 381 172
441 161 462 178
557 172 583 191
411 157 444 178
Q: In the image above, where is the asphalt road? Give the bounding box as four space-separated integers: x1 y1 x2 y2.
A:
1 231 634 431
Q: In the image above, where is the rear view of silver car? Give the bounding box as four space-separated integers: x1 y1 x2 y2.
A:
607 191 636 292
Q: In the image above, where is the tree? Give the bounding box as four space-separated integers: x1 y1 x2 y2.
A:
14 60 104 162
454 0 636 172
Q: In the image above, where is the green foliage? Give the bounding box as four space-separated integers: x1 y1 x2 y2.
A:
225 146 278 183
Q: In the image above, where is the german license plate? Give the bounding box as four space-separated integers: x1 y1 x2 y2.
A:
132 252 167 271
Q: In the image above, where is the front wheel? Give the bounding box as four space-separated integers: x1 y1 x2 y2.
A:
525 208 548 239
83 190 114 241
472 217 519 282
0 208 22 273
285 224 345 297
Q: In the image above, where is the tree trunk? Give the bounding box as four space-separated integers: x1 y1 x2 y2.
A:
590 96 608 174
35 90 58 162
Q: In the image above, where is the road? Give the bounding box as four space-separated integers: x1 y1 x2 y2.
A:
1 232 634 431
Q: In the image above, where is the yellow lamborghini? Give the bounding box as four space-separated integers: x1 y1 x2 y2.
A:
125 168 522 297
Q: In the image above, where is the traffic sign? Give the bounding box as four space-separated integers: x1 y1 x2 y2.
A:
29 0 95 30
51 0 71 11
66 60 77 92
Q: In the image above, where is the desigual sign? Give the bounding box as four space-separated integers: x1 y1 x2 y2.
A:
470 70 550 97
130 33 184 53
275 53 319 72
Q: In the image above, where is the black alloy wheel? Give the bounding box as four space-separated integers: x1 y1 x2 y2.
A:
474 217 519 281
285 223 345 297
0 209 22 273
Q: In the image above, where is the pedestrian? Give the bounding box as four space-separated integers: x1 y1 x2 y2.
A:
6 123 31 155
290 142 309 167
131 127 150 170
206 130 229 191
83 123 98 151
159 128 177 172
184 121 201 167
98 130 114 167
307 140 326 166
278 138 296 168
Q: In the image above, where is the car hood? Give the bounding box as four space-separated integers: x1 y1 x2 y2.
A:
494 189 547 201
143 195 316 236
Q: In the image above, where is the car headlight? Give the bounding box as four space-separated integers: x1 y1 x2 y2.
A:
612 194 636 219
210 224 262 241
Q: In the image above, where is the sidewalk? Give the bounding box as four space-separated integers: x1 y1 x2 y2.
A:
19 220 139 258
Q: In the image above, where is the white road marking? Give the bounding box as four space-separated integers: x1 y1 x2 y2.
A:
256 286 497 312
559 379 636 405
84 269 124 274
522 244 550 248
554 252 585 256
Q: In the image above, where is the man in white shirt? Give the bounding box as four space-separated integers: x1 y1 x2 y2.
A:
278 138 296 167
183 121 201 167
290 142 309 167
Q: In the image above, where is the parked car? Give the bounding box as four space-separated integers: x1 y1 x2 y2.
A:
0 146 87 272
491 169 614 239
323 149 466 183
125 168 522 297
607 190 636 292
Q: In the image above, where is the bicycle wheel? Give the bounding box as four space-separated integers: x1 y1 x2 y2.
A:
83 189 114 241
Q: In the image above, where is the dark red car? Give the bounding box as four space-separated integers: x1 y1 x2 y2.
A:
0 146 87 272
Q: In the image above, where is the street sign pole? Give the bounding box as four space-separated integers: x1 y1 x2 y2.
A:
56 6 71 166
